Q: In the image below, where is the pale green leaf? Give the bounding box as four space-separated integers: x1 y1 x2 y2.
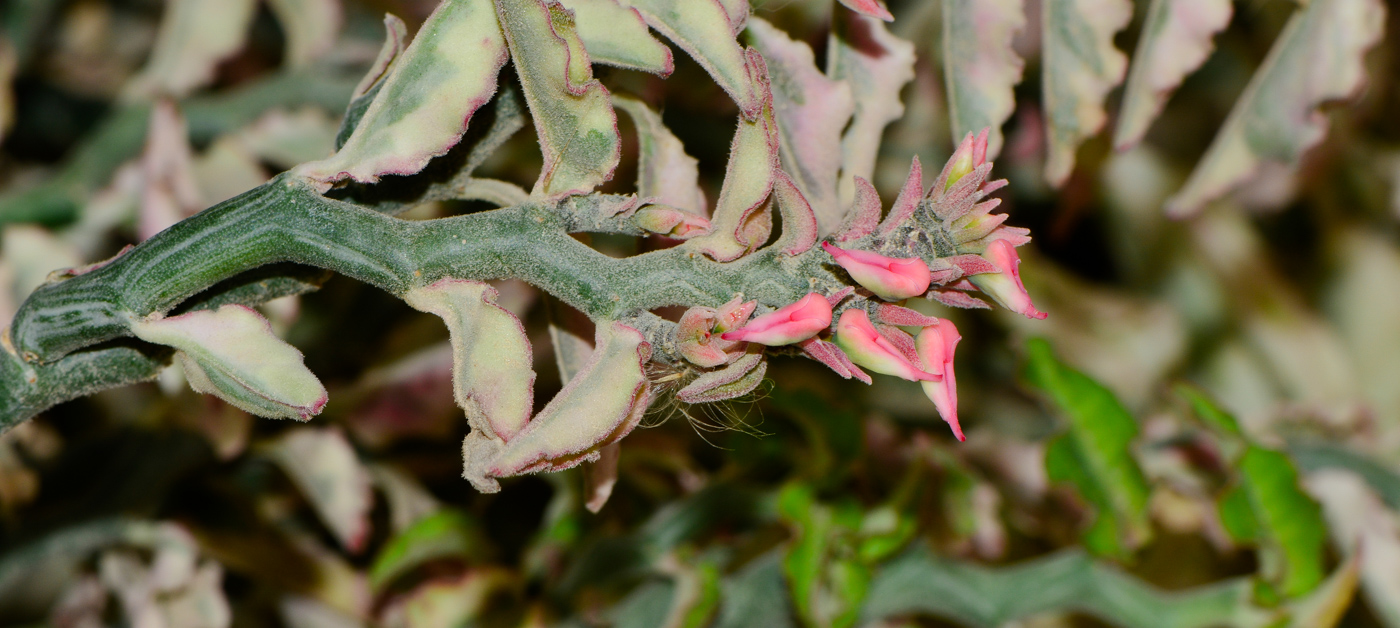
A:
404 279 536 443
1024 338 1152 559
617 0 761 117
675 353 767 403
828 10 915 207
941 0 1025 160
1041 0 1132 186
129 305 327 421
265 427 374 553
265 0 343 69
1113 0 1231 150
369 509 485 590
379 569 511 628
1234 446 1327 598
747 17 854 236
557 0 673 75
497 0 621 198
124 0 258 99
296 0 508 185
335 14 407 150
1164 0 1385 215
613 95 706 214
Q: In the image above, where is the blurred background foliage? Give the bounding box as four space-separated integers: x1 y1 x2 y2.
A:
1 0 1399 626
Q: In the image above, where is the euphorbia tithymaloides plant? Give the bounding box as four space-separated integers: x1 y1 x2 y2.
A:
0 0 1045 503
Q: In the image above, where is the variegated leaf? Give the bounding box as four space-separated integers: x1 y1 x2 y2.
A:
828 9 916 207
1163 0 1385 216
616 0 761 118
770 170 819 255
747 17 854 236
124 0 258 99
129 305 327 421
1041 0 1132 186
404 279 536 444
613 95 706 214
497 0 621 198
942 0 1025 160
335 15 407 150
266 0 343 69
557 0 673 75
296 0 508 185
266 427 374 553
1113 0 1231 151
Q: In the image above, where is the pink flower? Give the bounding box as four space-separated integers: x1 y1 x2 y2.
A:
720 293 832 346
833 309 937 382
968 240 1047 320
916 320 963 441
822 242 931 301
676 307 728 367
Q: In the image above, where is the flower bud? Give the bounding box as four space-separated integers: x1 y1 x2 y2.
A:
633 205 712 239
822 242 931 301
676 307 728 367
945 129 989 191
720 293 832 346
833 309 937 382
968 240 1047 320
916 320 963 441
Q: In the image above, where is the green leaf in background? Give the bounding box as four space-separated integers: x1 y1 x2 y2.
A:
1163 0 1386 216
940 0 1024 160
369 509 486 591
1041 0 1131 186
1024 338 1152 559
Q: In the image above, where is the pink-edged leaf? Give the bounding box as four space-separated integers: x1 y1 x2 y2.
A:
557 0 673 75
677 307 729 367
617 0 761 117
834 177 883 243
687 50 778 262
139 100 202 242
717 0 749 33
404 279 536 443
942 0 1025 160
497 0 621 199
747 17 854 236
464 322 651 493
295 0 507 186
1164 0 1385 216
266 427 374 553
129 305 327 420
1112 0 1231 150
798 337 871 384
771 170 819 255
584 442 621 513
124 0 258 98
1042 0 1132 186
350 15 407 103
875 303 940 327
828 9 915 206
613 96 706 214
930 289 992 309
838 0 893 22
677 353 767 403
877 157 924 236
265 0 343 69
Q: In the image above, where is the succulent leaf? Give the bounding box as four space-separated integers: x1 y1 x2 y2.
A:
1112 0 1231 151
942 0 1024 160
404 279 536 443
876 157 924 237
834 177 883 243
771 171 819 256
613 96 706 214
828 10 915 207
265 0 343 69
124 0 258 99
556 0 673 75
296 0 508 186
616 0 761 117
1042 0 1132 186
676 353 767 404
128 305 326 420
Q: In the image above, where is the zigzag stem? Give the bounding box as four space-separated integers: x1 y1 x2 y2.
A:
1 173 846 425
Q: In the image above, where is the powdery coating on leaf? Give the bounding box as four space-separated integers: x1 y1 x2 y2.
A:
265 0 343 69
1164 0 1385 216
677 353 767 403
266 428 374 553
129 305 326 420
557 0 673 75
834 177 883 242
687 51 778 262
828 10 916 207
617 0 760 118
1113 0 1230 151
746 18 855 237
877 157 924 236
403 279 536 443
838 0 894 22
464 322 651 493
1041 0 1132 186
498 0 622 198
352 16 408 101
770 170 819 255
294 0 508 185
613 96 706 214
123 0 258 99
943 0 1025 161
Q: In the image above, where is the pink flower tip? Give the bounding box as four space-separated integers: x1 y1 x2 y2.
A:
916 320 963 441
833 309 938 382
969 240 1046 320
822 242 931 301
719 293 832 346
